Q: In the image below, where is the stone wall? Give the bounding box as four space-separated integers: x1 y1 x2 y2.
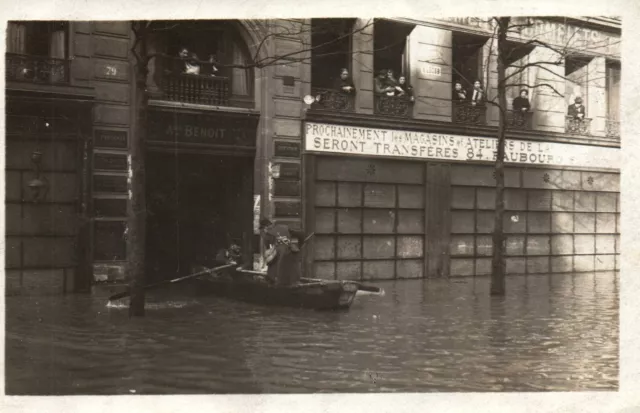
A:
87 21 132 282
4 102 89 295
411 26 453 122
268 19 311 231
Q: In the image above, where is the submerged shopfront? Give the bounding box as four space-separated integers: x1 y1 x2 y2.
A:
91 108 259 284
302 121 621 280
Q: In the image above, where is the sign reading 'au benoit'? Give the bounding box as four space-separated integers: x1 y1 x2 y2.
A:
304 122 620 170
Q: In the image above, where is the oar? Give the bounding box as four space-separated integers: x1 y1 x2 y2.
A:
107 263 235 301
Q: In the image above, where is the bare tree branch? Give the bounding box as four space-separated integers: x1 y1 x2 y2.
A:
505 82 565 98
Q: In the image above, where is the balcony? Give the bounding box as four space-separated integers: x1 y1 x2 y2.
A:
311 88 355 112
565 116 592 136
5 53 69 84
161 73 230 106
605 119 620 139
374 95 413 118
452 102 487 125
506 110 533 130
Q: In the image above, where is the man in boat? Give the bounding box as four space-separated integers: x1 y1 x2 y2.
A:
259 218 305 287
215 241 243 266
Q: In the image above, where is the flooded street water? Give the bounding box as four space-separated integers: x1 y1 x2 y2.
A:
5 272 618 394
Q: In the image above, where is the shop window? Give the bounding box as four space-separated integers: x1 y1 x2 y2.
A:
6 21 69 84
451 32 488 125
373 19 415 117
606 60 620 138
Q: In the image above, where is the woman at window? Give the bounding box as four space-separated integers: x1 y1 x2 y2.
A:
453 81 468 102
374 69 396 95
470 80 485 106
513 89 531 112
395 75 414 102
333 68 356 94
184 51 201 75
385 69 399 97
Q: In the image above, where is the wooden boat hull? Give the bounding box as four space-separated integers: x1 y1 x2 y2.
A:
193 270 359 311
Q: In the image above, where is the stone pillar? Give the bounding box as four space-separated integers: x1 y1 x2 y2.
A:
351 18 374 115
410 25 452 122
146 33 162 98
69 22 93 88
269 19 310 231
529 46 566 133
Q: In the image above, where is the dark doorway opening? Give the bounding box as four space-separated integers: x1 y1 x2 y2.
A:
146 151 253 282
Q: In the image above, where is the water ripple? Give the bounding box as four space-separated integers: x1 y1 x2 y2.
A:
5 272 618 394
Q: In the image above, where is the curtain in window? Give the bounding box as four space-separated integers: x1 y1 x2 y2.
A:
607 65 620 121
49 28 66 59
49 26 66 82
231 43 249 96
7 22 26 54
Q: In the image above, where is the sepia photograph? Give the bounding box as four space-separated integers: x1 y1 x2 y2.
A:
1 1 638 412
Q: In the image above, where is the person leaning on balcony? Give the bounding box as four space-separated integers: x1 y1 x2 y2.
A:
453 81 468 102
171 47 191 74
470 80 485 106
513 89 531 112
385 69 399 96
184 52 201 75
374 69 396 95
396 75 415 102
333 68 356 94
205 54 220 77
568 97 586 121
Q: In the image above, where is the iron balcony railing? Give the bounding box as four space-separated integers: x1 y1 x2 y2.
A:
605 119 620 139
310 88 356 112
506 110 533 130
374 95 413 118
565 116 592 136
5 53 69 84
452 102 487 125
161 73 230 106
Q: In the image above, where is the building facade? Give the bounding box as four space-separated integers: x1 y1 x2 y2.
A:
4 17 621 295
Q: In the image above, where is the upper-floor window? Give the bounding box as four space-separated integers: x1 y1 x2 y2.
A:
6 21 69 84
311 18 354 90
503 41 535 106
606 61 620 121
564 56 593 135
373 19 415 117
6 21 68 58
565 56 592 115
373 19 414 95
451 32 487 96
152 21 253 107
451 32 489 125
605 60 620 138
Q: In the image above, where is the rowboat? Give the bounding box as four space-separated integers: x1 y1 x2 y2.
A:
192 267 360 311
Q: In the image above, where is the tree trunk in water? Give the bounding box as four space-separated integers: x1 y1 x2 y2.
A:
128 22 149 317
490 17 510 296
